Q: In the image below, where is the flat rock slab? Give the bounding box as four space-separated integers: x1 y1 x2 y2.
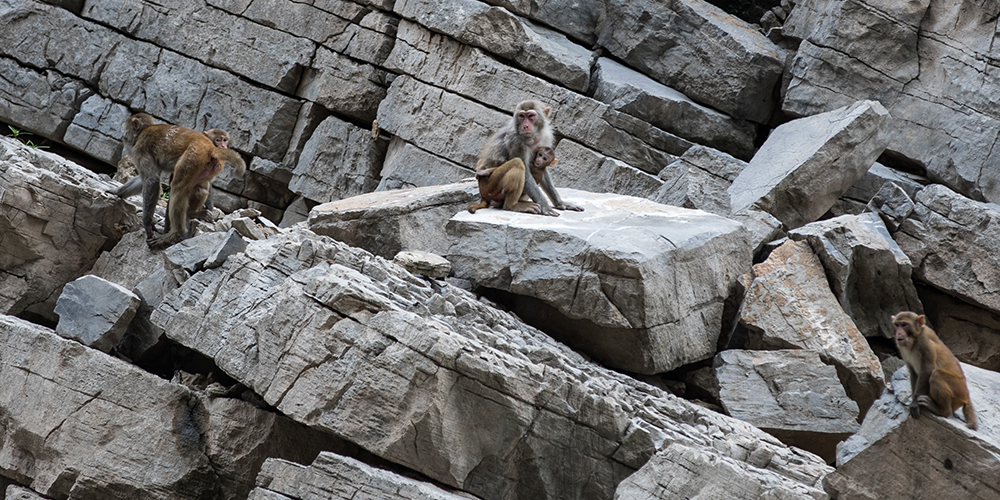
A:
715 349 860 463
729 100 890 229
447 189 752 374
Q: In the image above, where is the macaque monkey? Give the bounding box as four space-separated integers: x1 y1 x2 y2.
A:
203 128 230 149
111 113 245 249
893 311 977 430
468 146 559 214
475 100 583 217
164 127 230 220
529 146 558 183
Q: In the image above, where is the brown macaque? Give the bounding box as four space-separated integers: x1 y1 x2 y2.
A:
168 127 230 217
475 100 583 217
468 157 540 214
529 146 558 184
111 113 245 249
203 128 230 149
893 311 977 430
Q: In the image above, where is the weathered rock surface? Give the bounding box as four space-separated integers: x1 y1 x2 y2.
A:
0 314 344 500
827 365 1000 498
729 100 890 229
737 239 885 416
715 349 860 462
54 275 140 353
150 227 830 500
0 136 138 322
789 212 923 338
865 180 918 232
251 452 474 500
6 485 50 500
393 250 451 279
289 116 389 204
309 181 479 259
597 1 785 123
918 286 1000 372
896 184 1000 315
652 145 747 215
448 190 752 374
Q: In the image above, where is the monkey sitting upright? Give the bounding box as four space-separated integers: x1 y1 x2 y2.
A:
892 311 977 429
112 113 245 249
469 146 559 214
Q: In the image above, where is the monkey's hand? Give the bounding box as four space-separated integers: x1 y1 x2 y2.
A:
540 205 560 217
555 202 584 212
908 402 921 418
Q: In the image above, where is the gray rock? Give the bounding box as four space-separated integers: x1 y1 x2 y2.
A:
552 140 665 199
0 137 138 322
384 21 685 175
394 0 592 92
297 47 388 122
309 181 479 258
54 275 140 353
867 181 917 232
652 145 748 215
789 212 923 338
844 163 925 208
448 190 752 374
232 218 269 241
729 100 890 229
919 286 1000 372
0 314 345 500
828 365 999 498
252 452 476 500
729 209 786 255
0 56 93 144
613 443 827 500
6 485 50 500
596 1 785 123
376 137 474 191
393 250 451 279
480 0 598 44
591 58 757 160
279 197 314 228
896 185 1000 314
738 239 886 417
82 0 315 92
289 116 388 204
205 229 249 269
63 94 131 165
715 349 860 463
162 231 230 279
151 227 831 499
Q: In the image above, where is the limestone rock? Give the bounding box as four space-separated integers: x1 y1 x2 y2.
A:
652 145 748 215
393 250 451 279
919 286 1000 372
895 185 1000 315
63 94 131 165
6 485 50 500
729 100 890 229
715 349 860 462
448 190 752 374
54 275 140 353
737 239 885 416
151 227 831 500
309 181 479 259
788 212 922 338
0 56 93 143
289 116 389 204
205 229 249 269
376 137 473 192
0 136 138 322
252 452 474 500
551 140 666 200
866 181 918 232
827 365 1000 498
0 314 344 500
597 0 785 123
591 58 756 160
296 47 389 122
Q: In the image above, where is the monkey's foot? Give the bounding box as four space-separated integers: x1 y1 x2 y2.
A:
908 402 921 418
147 234 183 250
193 210 215 223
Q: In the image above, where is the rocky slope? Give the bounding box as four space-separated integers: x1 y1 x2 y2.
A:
2 0 1000 499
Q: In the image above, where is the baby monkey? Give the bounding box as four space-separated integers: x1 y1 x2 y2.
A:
469 146 558 214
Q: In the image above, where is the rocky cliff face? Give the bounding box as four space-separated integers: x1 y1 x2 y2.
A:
2 0 1000 499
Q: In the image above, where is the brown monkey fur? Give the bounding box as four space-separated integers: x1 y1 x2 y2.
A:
468 147 559 214
163 128 231 224
113 113 245 249
475 100 582 216
893 311 977 430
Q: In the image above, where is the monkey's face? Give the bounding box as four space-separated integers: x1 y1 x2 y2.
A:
213 136 229 149
892 313 920 347
534 148 553 167
517 109 540 136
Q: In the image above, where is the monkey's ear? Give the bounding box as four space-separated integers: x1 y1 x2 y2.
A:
543 106 552 117
916 315 926 327
203 131 210 137
131 118 144 131
891 314 897 323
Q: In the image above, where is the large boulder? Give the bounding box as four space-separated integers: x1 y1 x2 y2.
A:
736 239 885 416
150 227 831 500
448 190 752 374
728 100 890 229
54 275 140 353
0 137 138 322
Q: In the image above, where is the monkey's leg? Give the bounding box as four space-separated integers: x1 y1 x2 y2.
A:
148 168 193 250
963 402 978 430
539 169 584 212
468 200 489 213
918 372 955 417
498 159 541 214
190 182 213 222
140 174 161 240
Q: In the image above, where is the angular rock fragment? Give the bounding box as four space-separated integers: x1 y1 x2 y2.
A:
449 190 752 374
652 145 748 215
393 250 451 279
54 275 140 353
895 185 1000 314
729 100 890 229
866 181 917 232
737 239 885 416
205 229 249 269
252 452 472 500
309 181 479 259
828 365 999 498
289 116 388 204
376 137 473 192
788 212 922 338
6 485 49 500
715 349 860 462
151 227 831 500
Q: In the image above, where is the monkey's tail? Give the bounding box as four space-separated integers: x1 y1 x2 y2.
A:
214 149 246 177
964 401 978 430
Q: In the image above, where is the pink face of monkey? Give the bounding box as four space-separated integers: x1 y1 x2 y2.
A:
517 109 539 136
533 147 555 168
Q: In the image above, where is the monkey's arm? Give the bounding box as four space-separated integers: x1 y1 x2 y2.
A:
522 170 559 216
540 169 583 212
